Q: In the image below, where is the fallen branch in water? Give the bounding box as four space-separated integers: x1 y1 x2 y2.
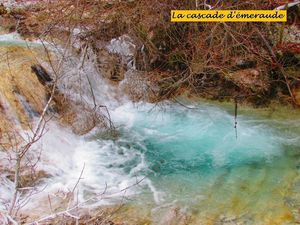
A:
234 96 238 139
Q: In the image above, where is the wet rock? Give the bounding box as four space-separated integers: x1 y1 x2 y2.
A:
31 64 52 86
119 69 160 102
94 35 137 82
0 46 49 131
96 48 125 82
65 104 107 135
120 70 147 100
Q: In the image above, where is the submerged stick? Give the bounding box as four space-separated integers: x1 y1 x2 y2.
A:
234 97 238 139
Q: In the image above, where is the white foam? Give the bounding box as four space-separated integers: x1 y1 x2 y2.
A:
18 121 150 210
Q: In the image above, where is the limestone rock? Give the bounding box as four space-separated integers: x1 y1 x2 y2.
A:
96 48 126 82
120 69 149 101
0 45 49 130
120 69 160 102
227 68 269 93
70 108 105 135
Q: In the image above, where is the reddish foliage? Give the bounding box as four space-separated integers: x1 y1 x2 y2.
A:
276 42 300 54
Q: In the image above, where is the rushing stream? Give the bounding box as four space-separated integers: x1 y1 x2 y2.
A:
1 32 300 224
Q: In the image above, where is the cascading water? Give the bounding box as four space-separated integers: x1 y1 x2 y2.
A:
1 32 300 224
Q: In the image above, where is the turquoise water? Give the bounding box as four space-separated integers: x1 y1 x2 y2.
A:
110 103 300 224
